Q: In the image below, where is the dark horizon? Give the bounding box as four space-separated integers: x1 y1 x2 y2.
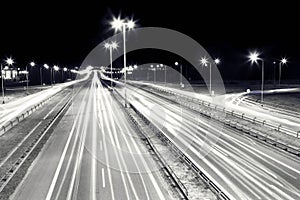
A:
1 1 299 81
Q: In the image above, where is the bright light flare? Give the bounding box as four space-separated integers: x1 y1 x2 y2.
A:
200 57 209 66
126 19 135 30
281 58 288 64
43 64 49 69
110 16 124 31
30 62 35 67
5 57 14 65
248 51 261 64
53 65 59 71
104 41 118 49
63 67 68 72
214 58 220 64
111 41 118 49
175 62 179 66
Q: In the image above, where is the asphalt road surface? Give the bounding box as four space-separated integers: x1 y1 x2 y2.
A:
11 72 173 200
121 82 300 200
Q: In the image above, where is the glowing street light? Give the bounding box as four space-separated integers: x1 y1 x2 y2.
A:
26 61 36 95
53 65 59 84
248 51 264 103
110 16 136 107
214 58 221 65
200 56 212 95
279 57 288 87
1 57 15 104
175 62 184 87
104 41 118 88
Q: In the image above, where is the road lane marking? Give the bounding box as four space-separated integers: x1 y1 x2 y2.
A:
67 85 93 200
102 168 105 188
101 85 139 199
45 85 89 200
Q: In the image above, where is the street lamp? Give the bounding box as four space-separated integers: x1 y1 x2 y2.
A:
104 41 118 88
175 61 183 87
214 58 221 65
279 57 288 88
53 65 59 84
1 57 14 104
200 57 212 96
248 51 264 103
110 16 136 107
25 61 35 95
63 67 67 81
43 64 51 86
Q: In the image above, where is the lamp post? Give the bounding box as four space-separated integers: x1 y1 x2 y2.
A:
248 51 264 103
43 64 51 85
63 67 68 81
278 58 287 88
25 61 35 95
1 57 14 104
53 65 59 84
200 57 212 96
104 41 118 88
111 16 136 107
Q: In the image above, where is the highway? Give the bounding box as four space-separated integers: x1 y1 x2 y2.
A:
0 77 88 130
117 82 300 200
11 71 173 200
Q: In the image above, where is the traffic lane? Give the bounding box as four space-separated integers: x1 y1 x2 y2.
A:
97 81 172 200
0 87 73 177
128 86 300 200
11 85 90 200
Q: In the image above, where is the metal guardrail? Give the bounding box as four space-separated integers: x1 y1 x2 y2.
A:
0 97 52 137
112 87 230 200
112 88 189 200
0 93 74 194
156 86 300 138
144 85 300 157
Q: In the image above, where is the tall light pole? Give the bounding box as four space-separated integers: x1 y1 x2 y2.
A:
104 41 118 88
175 61 183 87
273 61 276 86
1 57 14 104
63 67 68 81
200 57 212 96
111 16 136 107
248 51 264 103
278 58 287 88
25 61 35 95
43 64 50 86
53 65 59 84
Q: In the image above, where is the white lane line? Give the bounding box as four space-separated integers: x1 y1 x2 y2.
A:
0 121 42 168
67 85 93 200
91 80 97 200
53 87 89 200
102 168 105 188
95 81 115 200
101 86 139 200
45 85 89 200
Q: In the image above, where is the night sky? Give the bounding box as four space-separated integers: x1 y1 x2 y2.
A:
1 1 299 81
